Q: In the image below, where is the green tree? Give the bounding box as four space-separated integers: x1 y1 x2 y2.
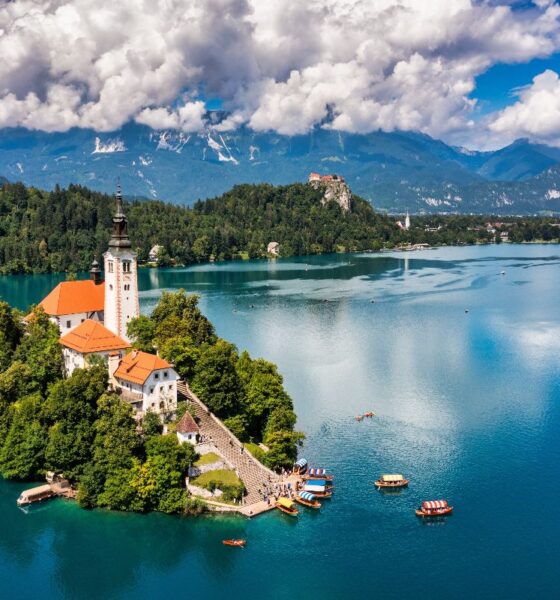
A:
0 301 22 371
158 336 200 380
191 339 243 418
151 291 216 347
127 316 156 353
42 366 107 480
263 430 305 471
0 394 46 479
13 307 62 391
142 411 163 437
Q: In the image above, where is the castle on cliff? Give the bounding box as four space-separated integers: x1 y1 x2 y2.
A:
308 172 352 212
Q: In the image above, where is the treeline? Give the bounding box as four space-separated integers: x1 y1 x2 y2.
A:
0 181 395 274
0 291 301 514
127 291 304 470
1 181 559 275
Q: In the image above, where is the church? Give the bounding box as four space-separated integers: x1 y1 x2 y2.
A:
34 186 178 417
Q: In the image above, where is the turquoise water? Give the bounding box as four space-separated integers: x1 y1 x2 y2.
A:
1 245 560 599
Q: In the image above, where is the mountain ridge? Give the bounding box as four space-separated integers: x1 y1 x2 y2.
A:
2 123 560 214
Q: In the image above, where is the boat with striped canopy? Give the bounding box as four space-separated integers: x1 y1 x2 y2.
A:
374 473 409 489
294 491 321 509
303 480 333 498
276 497 299 516
293 458 308 474
303 468 333 481
415 499 453 517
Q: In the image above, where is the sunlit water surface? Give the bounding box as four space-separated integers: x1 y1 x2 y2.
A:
1 245 560 599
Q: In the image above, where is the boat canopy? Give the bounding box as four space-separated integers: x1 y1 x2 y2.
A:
277 497 294 509
308 468 327 476
306 479 328 486
422 500 448 510
299 491 316 501
294 458 307 469
304 484 326 493
382 474 404 482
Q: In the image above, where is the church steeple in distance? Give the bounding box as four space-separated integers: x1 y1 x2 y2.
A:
109 182 131 249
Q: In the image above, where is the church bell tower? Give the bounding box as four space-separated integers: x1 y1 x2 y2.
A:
103 184 139 341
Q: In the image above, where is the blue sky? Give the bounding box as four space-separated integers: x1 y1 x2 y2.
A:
475 53 560 114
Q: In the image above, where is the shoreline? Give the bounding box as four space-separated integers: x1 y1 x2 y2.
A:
3 240 560 279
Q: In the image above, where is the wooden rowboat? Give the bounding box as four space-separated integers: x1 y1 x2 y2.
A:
223 539 246 547
415 500 453 517
294 492 321 509
374 474 409 489
276 497 299 516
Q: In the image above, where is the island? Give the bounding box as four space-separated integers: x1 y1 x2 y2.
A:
0 187 303 516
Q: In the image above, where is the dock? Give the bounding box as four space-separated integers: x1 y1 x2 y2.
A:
17 475 76 507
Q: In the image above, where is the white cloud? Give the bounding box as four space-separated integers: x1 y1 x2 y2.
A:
487 70 560 147
0 0 558 146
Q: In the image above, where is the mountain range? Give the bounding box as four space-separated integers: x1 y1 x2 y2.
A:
3 121 560 214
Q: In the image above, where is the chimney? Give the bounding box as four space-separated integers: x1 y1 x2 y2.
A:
90 259 102 285
108 353 120 384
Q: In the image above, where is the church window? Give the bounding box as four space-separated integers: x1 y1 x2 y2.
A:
154 373 159 379
150 388 154 394
66 320 71 328
109 284 113 291
108 261 114 273
163 371 168 378
123 260 131 273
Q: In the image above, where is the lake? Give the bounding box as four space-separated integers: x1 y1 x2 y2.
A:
1 245 560 599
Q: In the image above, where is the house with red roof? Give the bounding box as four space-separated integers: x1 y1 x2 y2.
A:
60 319 130 376
110 350 178 415
33 262 105 333
176 411 199 445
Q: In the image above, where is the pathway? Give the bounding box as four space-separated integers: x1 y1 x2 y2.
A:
177 382 281 506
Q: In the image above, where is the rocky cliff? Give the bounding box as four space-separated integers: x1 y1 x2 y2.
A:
308 173 352 212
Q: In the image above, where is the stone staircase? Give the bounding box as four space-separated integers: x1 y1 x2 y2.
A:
177 382 280 505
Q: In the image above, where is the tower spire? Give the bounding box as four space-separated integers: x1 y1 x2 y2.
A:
109 181 131 249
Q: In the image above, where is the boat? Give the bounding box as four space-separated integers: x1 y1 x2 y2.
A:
293 458 308 475
17 484 55 507
223 539 246 547
276 497 299 516
364 411 375 418
374 474 409 489
355 415 363 421
303 468 334 481
415 500 453 517
303 480 333 498
294 491 321 509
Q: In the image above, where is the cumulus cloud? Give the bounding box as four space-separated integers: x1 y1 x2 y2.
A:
488 70 560 147
0 0 559 146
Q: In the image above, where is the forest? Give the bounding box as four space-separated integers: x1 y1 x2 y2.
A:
0 291 301 514
0 180 559 275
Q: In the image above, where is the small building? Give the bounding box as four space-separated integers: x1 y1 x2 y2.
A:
60 319 130 376
111 350 178 415
149 244 164 263
267 241 280 256
176 411 200 445
33 273 105 333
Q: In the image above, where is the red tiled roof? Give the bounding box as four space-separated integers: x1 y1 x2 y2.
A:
60 319 130 354
114 350 172 385
177 411 199 434
39 280 105 316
